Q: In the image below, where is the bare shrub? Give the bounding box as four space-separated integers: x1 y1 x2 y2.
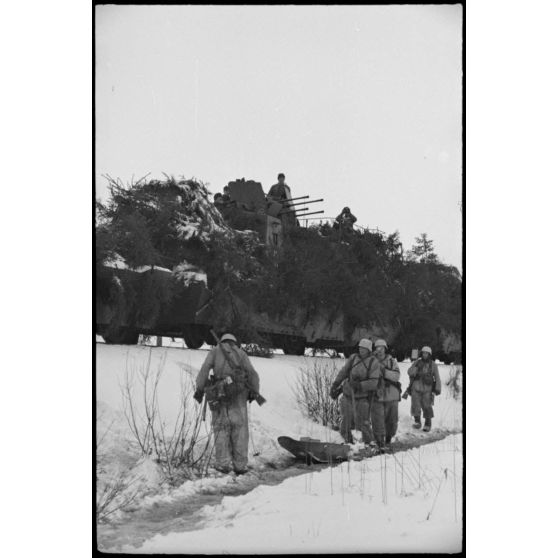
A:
292 358 342 429
96 468 141 523
446 364 463 400
120 348 212 483
96 422 141 523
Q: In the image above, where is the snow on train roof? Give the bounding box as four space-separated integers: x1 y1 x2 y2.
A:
103 255 207 286
173 262 208 286
103 255 171 273
135 265 172 273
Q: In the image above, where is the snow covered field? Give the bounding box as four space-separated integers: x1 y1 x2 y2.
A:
96 343 462 553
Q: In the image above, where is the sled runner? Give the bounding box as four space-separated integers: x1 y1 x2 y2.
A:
277 436 351 464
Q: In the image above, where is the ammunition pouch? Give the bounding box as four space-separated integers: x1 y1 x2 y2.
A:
388 379 403 401
384 378 402 393
359 378 380 392
204 379 226 410
421 372 434 386
204 368 251 410
224 379 248 400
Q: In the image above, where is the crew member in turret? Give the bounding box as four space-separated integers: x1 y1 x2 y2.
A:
222 185 235 205
267 173 289 202
194 333 261 475
213 193 225 210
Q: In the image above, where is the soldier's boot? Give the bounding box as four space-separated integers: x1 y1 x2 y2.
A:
377 436 387 453
423 418 432 432
412 416 422 429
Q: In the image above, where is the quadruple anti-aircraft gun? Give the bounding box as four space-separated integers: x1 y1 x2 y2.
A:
96 178 385 354
217 178 324 247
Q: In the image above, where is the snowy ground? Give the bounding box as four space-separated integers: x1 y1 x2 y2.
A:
96 343 462 553
131 435 462 554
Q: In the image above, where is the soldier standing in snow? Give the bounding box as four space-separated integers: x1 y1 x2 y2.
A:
329 339 380 446
370 339 401 450
407 346 441 432
194 333 261 475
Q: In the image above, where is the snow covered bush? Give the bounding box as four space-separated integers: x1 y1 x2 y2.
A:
292 359 342 429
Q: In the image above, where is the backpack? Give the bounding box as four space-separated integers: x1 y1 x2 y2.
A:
204 345 249 408
351 355 378 393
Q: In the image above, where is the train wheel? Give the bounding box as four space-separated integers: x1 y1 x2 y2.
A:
102 327 139 345
183 325 206 349
281 336 306 356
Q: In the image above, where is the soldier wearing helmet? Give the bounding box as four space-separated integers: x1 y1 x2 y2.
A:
370 339 401 450
194 333 261 475
407 346 441 432
329 338 382 446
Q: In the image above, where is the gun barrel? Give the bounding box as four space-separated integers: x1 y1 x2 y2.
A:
283 198 324 208
296 210 324 217
279 207 310 215
283 195 310 203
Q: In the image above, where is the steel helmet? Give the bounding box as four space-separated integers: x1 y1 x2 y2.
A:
421 346 432 355
343 206 350 212
374 339 388 349
358 338 373 352
221 333 238 344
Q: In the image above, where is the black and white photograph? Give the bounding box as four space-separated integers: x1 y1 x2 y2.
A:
95 3 463 553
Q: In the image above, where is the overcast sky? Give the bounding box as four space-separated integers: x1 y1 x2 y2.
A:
96 4 462 268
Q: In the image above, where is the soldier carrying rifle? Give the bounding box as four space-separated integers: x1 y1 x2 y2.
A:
194 333 265 475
